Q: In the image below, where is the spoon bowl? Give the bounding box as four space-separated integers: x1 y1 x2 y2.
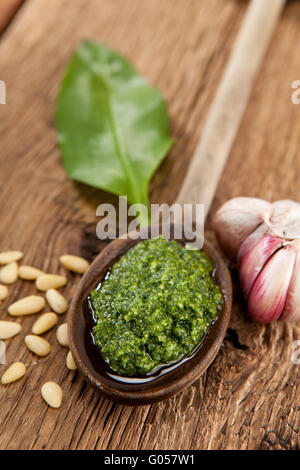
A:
69 228 232 405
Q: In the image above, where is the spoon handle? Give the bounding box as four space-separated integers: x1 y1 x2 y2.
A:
175 0 286 219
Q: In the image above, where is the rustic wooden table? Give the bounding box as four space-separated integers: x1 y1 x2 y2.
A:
0 0 299 450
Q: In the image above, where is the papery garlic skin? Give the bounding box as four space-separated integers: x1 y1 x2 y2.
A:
213 197 300 323
213 197 272 261
248 246 295 323
239 234 283 299
237 224 268 265
281 243 300 322
269 200 300 239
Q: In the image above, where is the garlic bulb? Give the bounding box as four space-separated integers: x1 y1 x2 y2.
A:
213 197 300 323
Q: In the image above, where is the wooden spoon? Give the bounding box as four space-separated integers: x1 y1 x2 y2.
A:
69 227 232 405
68 0 285 405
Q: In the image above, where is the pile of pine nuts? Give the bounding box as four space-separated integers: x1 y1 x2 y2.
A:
0 251 89 408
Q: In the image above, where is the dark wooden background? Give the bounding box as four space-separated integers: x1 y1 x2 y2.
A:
0 0 299 450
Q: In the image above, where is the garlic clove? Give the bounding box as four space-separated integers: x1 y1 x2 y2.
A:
280 243 300 322
237 223 268 266
213 197 300 323
213 197 272 261
269 200 300 240
248 246 296 323
239 234 284 299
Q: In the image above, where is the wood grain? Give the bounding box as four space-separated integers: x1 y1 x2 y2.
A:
0 0 299 450
0 0 24 34
176 0 286 217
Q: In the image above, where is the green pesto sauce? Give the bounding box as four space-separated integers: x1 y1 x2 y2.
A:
91 237 223 377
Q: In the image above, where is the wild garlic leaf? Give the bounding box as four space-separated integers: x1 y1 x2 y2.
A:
56 40 173 209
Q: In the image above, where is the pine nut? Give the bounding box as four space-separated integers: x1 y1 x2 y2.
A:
0 262 18 284
0 251 23 264
59 254 89 274
1 362 26 384
25 335 51 356
36 274 67 291
0 321 21 339
8 295 46 316
66 350 77 370
18 265 44 280
41 382 62 408
0 285 8 300
56 323 69 347
32 313 58 335
46 289 68 314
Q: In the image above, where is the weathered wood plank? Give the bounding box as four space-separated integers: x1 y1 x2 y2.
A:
0 0 299 450
0 0 24 34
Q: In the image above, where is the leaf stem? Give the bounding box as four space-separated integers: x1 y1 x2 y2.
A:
106 94 144 206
